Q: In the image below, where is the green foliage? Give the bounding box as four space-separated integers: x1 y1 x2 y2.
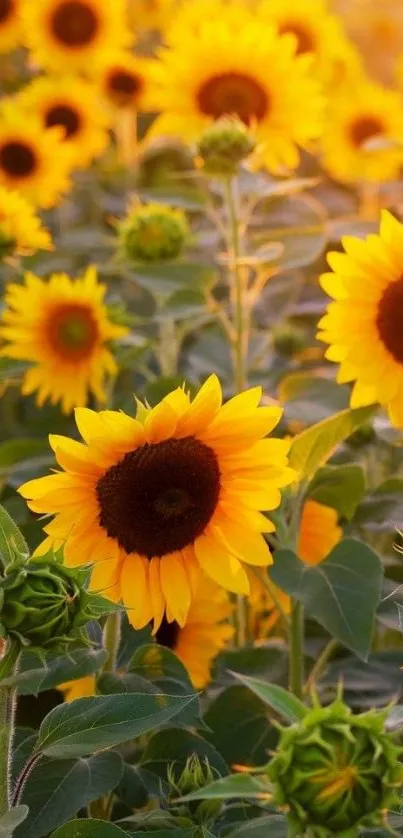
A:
51 822 129 838
229 673 307 723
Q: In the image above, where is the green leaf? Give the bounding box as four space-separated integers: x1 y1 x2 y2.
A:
0 504 29 566
279 373 350 425
0 807 29 838
156 289 207 321
203 686 277 766
251 194 327 272
35 692 197 758
227 815 287 838
141 728 228 780
127 262 215 295
270 539 383 660
289 405 377 480
51 821 129 838
307 464 366 520
2 649 108 694
229 673 306 722
177 773 272 803
354 478 403 532
15 753 122 838
0 440 49 473
129 645 199 725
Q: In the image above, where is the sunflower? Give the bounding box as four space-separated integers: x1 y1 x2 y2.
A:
127 0 176 34
0 0 22 52
320 80 403 183
155 570 233 688
148 5 323 172
17 76 110 169
94 52 157 113
19 377 296 630
21 0 131 73
0 268 128 413
0 186 52 256
0 103 72 209
248 500 341 640
317 210 403 428
59 674 96 701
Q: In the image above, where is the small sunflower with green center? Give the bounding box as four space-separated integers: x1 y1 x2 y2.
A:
19 376 296 630
268 696 403 836
17 75 111 169
0 103 72 209
0 186 52 257
147 3 323 172
318 210 403 428
321 79 403 183
0 0 23 53
21 0 131 73
0 267 128 414
118 201 189 262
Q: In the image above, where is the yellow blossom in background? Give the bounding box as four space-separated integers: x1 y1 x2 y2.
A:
0 187 53 256
0 103 72 208
164 0 249 45
0 268 128 413
155 571 234 688
335 0 403 85
21 0 131 73
93 52 158 114
318 211 403 428
127 0 177 34
60 674 96 701
147 4 324 172
321 79 403 183
19 376 296 630
0 0 23 53
17 76 111 169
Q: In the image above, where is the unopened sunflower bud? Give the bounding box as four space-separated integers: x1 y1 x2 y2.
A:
268 697 403 837
118 201 189 262
196 116 256 176
0 557 111 651
272 323 306 357
168 755 222 825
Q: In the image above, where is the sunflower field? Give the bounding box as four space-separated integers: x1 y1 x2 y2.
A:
3 0 403 836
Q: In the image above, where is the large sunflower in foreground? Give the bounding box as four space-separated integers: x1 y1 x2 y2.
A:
94 52 157 114
249 500 341 640
21 0 131 73
148 7 323 172
0 104 72 208
17 76 110 169
317 210 403 428
19 377 296 629
0 268 127 413
0 187 52 257
0 0 22 52
321 80 403 183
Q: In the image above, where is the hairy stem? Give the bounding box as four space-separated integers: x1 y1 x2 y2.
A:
102 611 121 674
289 600 304 700
0 642 20 815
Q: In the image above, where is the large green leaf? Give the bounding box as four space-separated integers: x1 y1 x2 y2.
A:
230 674 306 722
270 539 383 660
141 728 228 780
203 686 277 766
177 773 272 802
35 692 197 758
51 822 129 838
279 373 349 425
2 649 108 694
0 808 29 838
0 504 28 566
129 645 199 725
307 464 366 520
15 753 122 838
227 815 287 838
289 405 377 480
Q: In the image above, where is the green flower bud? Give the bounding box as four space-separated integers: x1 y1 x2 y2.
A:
118 201 189 262
196 116 256 177
168 755 222 826
135 137 196 190
0 556 111 651
272 323 307 357
268 697 403 837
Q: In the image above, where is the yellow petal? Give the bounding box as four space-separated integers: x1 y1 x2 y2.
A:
194 534 250 595
160 552 191 626
121 555 153 628
212 518 273 566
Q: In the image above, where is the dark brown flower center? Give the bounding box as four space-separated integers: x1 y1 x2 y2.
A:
0 0 13 25
107 69 143 107
47 303 99 361
376 276 403 363
96 436 221 558
50 0 99 48
155 616 180 649
349 115 384 148
45 104 81 138
0 141 37 179
197 72 269 125
278 22 315 54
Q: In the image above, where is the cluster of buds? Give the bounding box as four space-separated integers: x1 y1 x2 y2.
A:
268 696 403 837
195 116 256 177
168 754 222 828
118 200 189 262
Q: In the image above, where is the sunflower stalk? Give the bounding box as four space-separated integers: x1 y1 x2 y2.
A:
0 640 20 816
102 610 121 674
285 488 306 699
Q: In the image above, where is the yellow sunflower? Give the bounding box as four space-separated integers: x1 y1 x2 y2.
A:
0 267 128 413
59 674 96 701
94 52 157 113
127 0 176 34
0 103 72 208
154 570 234 688
19 377 296 630
0 186 52 256
17 76 110 169
320 80 403 183
248 500 341 640
0 0 23 52
317 210 403 428
21 0 131 73
148 6 323 172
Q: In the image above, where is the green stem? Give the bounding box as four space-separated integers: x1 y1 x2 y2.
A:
102 611 121 674
289 600 304 700
304 638 338 695
158 318 179 378
0 642 20 816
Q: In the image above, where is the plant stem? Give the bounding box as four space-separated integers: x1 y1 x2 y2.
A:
158 318 179 378
304 638 338 695
102 611 121 674
289 600 304 700
0 641 20 815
